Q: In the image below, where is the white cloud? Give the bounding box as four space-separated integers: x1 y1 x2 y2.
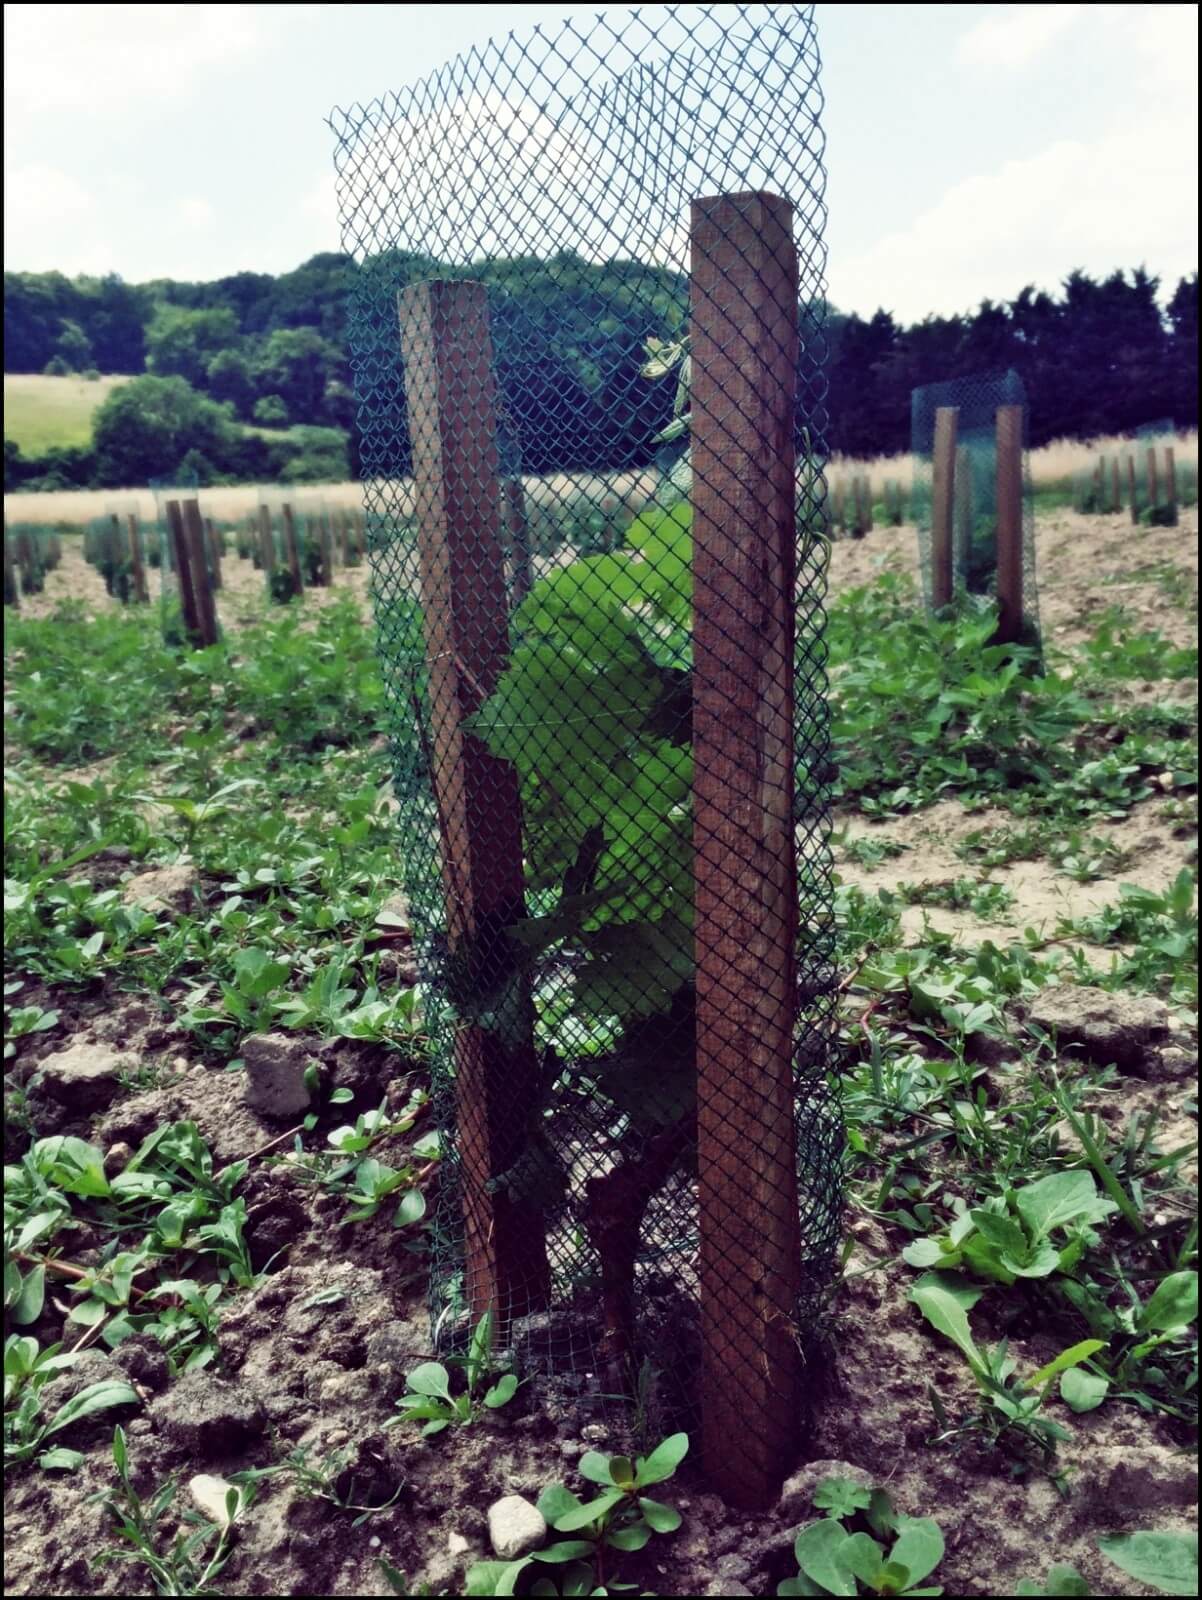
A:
4 4 264 119
831 107 1197 321
176 197 216 232
957 5 1087 69
3 162 117 275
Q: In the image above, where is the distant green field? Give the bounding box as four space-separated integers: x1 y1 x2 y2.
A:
3 373 132 453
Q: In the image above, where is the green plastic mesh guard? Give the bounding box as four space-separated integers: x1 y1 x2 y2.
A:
330 2 840 1473
911 370 1039 639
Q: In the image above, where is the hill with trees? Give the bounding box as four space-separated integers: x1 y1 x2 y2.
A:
3 254 1196 492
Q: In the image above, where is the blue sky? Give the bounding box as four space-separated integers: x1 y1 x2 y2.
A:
4 3 1197 321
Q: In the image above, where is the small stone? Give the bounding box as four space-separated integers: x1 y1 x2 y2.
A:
241 1033 315 1119
1148 1045 1197 1083
189 1475 236 1526
580 1423 608 1443
121 863 199 914
32 1041 134 1112
487 1495 547 1560
777 1459 874 1525
559 1440 582 1459
151 1373 265 1460
105 1142 134 1175
448 1533 470 1557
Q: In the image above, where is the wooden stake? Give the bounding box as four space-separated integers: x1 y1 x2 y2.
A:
1111 457 1121 513
930 407 958 608
1146 447 1160 517
397 276 550 1332
127 513 148 603
257 506 275 575
4 527 18 608
502 478 533 604
1163 447 1178 525
204 517 223 590
320 512 336 584
954 445 974 577
1127 455 1138 525
863 475 874 532
181 499 220 646
281 503 304 594
165 500 202 645
690 190 804 1511
995 404 1025 645
337 509 351 566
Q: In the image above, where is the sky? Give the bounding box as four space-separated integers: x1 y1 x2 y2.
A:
4 3 1197 323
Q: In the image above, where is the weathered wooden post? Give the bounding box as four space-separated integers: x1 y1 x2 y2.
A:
127 513 149 603
4 527 18 608
502 479 533 605
1146 447 1160 518
397 276 551 1333
930 407 958 608
281 503 305 594
1127 455 1139 525
863 475 875 532
954 444 974 562
166 500 202 644
995 404 1024 645
689 189 805 1511
1111 457 1121 514
320 512 336 584
257 506 275 575
204 517 224 590
1093 458 1104 510
1164 446 1178 525
181 500 220 646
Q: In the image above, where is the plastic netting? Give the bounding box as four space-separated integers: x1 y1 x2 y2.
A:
331 2 840 1499
911 370 1039 640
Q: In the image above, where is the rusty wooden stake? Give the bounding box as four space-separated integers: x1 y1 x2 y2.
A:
1146 447 1160 520
181 499 220 646
398 276 551 1333
282 503 304 594
930 407 958 609
127 513 148 603
690 190 804 1511
502 478 534 605
1127 455 1139 525
995 404 1025 645
320 512 336 584
954 444 974 567
204 517 223 590
166 500 202 645
1163 446 1178 525
4 527 18 608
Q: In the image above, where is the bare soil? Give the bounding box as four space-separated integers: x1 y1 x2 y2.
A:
4 508 1197 1597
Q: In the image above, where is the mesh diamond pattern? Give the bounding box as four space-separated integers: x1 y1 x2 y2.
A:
330 2 840 1490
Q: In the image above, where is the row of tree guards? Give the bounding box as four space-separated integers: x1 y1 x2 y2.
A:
55 498 368 646
1075 444 1185 525
828 475 906 536
3 525 62 605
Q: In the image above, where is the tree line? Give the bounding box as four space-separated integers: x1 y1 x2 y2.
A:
3 255 1196 491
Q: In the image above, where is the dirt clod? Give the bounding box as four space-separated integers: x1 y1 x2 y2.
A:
150 1372 266 1460
1024 985 1173 1072
30 1040 133 1112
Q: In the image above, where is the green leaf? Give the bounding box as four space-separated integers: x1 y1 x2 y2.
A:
890 1516 945 1587
1098 1532 1198 1596
909 1274 985 1375
46 1379 138 1435
12 1264 45 1325
1059 1368 1109 1413
837 1532 888 1585
404 1362 453 1402
537 1483 583 1525
532 1542 597 1563
1014 1171 1116 1241
1026 1340 1106 1391
37 1447 84 1472
465 1558 531 1597
792 1520 857 1596
637 1496 682 1533
969 1208 1030 1260
902 1238 953 1270
553 1490 625 1531
1137 1271 1198 1334
483 1374 518 1409
393 1189 427 1228
635 1432 689 1487
813 1477 873 1519
606 1525 652 1552
578 1450 615 1486
1015 1566 1091 1596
